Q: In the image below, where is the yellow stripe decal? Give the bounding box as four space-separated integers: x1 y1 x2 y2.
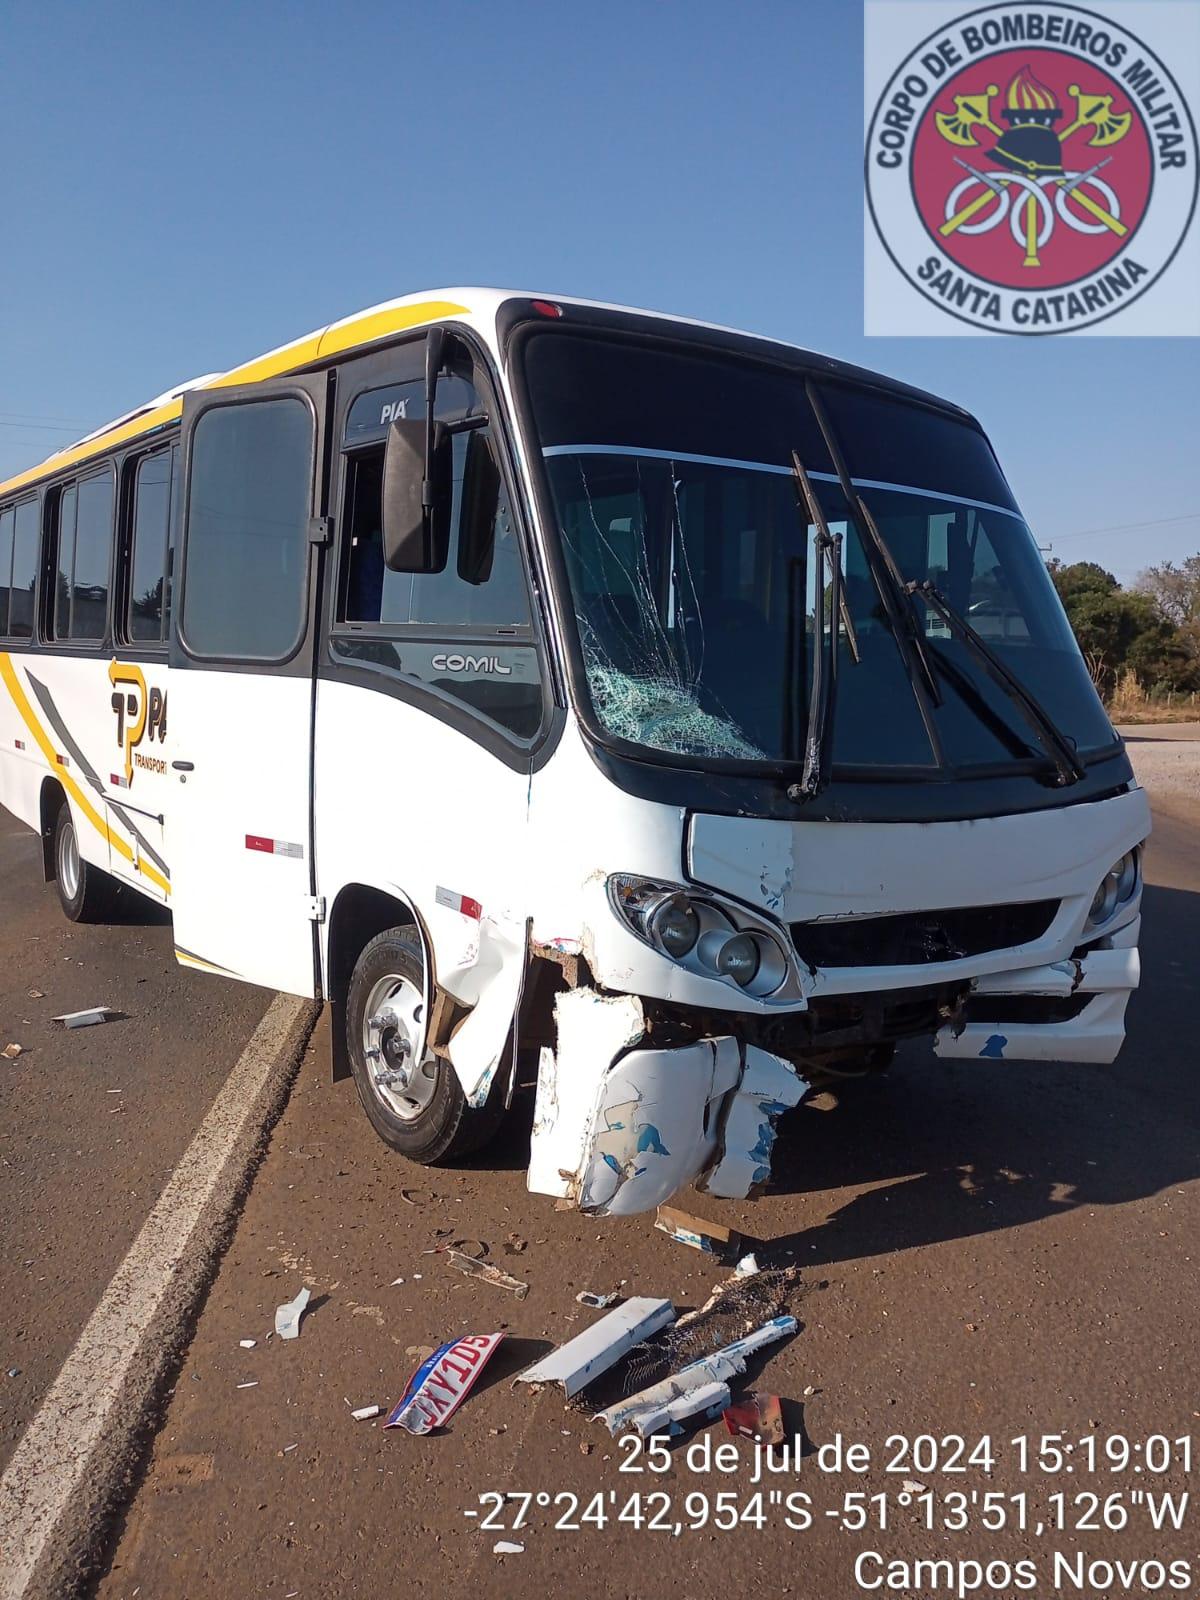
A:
0 652 171 897
0 298 469 498
175 948 238 977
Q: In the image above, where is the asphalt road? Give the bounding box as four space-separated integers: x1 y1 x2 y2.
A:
0 806 273 1478
74 782 1197 1600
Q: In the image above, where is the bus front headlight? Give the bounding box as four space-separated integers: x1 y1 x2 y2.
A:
1086 848 1140 931
607 874 788 996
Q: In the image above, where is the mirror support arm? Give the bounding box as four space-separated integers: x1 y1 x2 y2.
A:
423 327 446 518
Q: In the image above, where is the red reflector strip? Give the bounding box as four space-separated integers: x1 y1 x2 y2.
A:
55 753 69 767
14 739 25 751
109 773 129 789
435 885 483 920
245 834 304 859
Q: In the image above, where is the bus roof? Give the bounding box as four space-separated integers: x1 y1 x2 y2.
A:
0 287 970 499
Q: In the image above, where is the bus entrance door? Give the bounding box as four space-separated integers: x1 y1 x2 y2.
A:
167 374 329 996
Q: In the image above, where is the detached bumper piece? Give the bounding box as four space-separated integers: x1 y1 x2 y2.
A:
933 941 1140 1065
527 988 807 1217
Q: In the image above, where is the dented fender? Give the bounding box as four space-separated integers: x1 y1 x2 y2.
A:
526 988 807 1216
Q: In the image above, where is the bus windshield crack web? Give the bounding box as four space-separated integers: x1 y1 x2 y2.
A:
566 457 767 761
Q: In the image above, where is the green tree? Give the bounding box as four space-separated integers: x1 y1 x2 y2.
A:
1048 559 1184 697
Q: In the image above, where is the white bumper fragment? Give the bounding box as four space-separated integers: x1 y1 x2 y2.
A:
934 931 1141 1065
527 988 807 1216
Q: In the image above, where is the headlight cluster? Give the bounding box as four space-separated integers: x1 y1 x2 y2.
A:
1086 848 1140 930
607 876 788 996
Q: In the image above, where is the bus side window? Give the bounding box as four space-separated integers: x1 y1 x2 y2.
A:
335 379 542 741
9 499 39 640
126 445 177 645
181 399 312 660
0 507 13 636
52 471 114 642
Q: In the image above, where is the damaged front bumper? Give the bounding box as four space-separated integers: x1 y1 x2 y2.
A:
527 988 807 1217
933 925 1140 1064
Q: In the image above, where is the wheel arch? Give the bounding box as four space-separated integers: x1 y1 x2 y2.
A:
38 777 68 883
325 882 433 1082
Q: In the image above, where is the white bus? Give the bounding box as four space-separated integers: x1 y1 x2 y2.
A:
0 288 1147 1215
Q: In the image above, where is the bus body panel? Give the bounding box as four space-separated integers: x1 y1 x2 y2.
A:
166 669 317 994
0 650 172 900
313 675 532 1105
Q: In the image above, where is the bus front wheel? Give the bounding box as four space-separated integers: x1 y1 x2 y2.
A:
346 926 505 1164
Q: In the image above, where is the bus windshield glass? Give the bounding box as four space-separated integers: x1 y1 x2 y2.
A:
521 331 1117 773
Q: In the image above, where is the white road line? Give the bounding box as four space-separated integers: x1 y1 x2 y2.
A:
0 992 314 1600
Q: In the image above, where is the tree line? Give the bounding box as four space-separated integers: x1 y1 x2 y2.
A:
1049 556 1200 700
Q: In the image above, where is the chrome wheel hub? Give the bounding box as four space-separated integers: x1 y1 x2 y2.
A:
57 818 80 901
362 974 436 1121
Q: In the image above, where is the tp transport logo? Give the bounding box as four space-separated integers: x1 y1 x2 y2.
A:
865 1 1199 334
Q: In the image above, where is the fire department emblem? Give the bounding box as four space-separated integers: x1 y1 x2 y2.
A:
865 3 1198 334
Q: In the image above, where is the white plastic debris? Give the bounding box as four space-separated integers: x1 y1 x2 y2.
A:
2 1044 23 1060
902 1479 926 1495
236 1381 259 1389
576 1290 619 1308
351 1404 382 1421
641 1379 731 1437
53 1007 114 1029
274 1285 311 1340
239 1339 257 1349
734 1253 760 1277
516 1298 675 1399
493 1541 525 1555
594 1316 797 1437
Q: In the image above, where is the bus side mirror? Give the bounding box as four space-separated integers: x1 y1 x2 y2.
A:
382 416 451 572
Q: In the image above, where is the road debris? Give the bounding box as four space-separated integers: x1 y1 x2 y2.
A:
406 1344 436 1363
655 1204 740 1261
236 1381 259 1390
2 1043 23 1060
384 1332 505 1435
27 988 45 1000
351 1404 382 1421
902 1478 926 1495
576 1290 620 1308
493 1541 525 1555
274 1285 311 1340
443 1248 528 1299
723 1391 785 1447
517 1297 675 1399
626 1265 802 1390
595 1317 797 1437
734 1253 760 1277
52 1006 114 1029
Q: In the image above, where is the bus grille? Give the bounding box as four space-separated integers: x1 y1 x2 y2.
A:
790 900 1059 968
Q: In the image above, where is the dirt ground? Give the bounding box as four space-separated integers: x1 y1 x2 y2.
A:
92 792 1200 1600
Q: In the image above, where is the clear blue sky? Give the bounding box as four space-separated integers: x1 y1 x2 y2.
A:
1 0 1195 582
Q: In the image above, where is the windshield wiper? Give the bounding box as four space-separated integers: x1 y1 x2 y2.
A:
906 579 1087 786
790 450 857 798
804 383 947 776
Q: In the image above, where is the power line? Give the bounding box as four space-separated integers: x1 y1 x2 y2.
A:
1049 511 1200 545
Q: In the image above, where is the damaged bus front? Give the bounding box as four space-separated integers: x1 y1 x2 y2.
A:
500 301 1147 1215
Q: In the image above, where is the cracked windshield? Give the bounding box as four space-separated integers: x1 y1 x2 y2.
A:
524 333 1116 771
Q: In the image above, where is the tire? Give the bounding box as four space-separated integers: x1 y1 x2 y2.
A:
53 803 122 924
345 925 506 1164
